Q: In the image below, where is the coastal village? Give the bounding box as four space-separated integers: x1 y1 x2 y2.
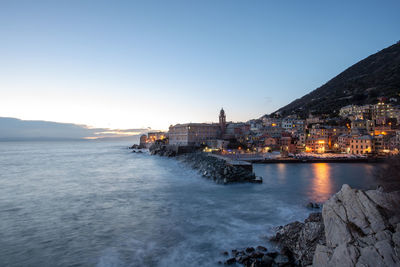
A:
138 97 400 159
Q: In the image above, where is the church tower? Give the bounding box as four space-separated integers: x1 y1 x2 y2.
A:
219 108 226 136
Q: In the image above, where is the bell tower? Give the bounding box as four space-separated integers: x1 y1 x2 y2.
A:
219 108 226 136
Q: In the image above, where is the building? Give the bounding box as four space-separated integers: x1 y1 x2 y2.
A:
340 104 372 120
205 139 229 150
340 101 400 125
147 132 167 143
309 125 348 138
263 126 284 138
262 117 282 127
224 122 250 139
168 123 220 146
281 118 305 132
305 136 329 153
373 101 399 124
305 114 322 125
139 134 147 148
219 108 226 135
168 108 230 146
338 134 352 153
350 119 375 135
374 134 391 154
349 135 373 155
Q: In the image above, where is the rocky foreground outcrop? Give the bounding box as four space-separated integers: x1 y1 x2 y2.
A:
269 185 400 267
313 184 400 267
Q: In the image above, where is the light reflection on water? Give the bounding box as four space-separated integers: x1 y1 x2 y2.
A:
254 162 377 204
310 163 333 202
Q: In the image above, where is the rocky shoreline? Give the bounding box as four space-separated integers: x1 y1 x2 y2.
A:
224 185 400 266
148 144 261 184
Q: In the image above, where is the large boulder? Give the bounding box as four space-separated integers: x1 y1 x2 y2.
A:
313 184 400 267
270 212 325 266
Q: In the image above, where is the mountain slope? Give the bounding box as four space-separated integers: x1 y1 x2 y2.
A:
273 41 400 118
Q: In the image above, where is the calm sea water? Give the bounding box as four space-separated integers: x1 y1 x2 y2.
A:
0 141 377 267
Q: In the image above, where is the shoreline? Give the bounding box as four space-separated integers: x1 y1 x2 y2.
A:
249 157 384 164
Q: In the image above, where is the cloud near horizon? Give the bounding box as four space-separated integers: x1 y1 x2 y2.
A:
0 117 150 140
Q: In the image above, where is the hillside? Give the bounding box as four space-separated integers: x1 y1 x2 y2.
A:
272 41 400 118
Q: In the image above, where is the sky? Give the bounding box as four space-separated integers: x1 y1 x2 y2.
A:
0 0 399 131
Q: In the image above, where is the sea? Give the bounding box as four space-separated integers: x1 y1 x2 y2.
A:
0 141 378 267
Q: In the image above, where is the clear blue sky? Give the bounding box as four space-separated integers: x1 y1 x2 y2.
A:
1 0 399 130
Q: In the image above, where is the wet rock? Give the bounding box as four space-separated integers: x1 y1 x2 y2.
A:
270 212 324 266
245 247 255 254
306 202 321 209
274 254 290 266
231 249 238 256
256 245 268 252
236 255 250 264
251 251 264 258
265 252 278 259
225 257 236 265
261 255 274 266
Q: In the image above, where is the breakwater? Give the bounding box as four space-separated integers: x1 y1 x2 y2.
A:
148 144 261 184
177 152 261 184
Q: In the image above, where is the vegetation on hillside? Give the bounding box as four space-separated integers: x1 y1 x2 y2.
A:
272 42 400 118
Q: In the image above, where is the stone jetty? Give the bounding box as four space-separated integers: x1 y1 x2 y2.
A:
178 152 261 184
148 144 261 184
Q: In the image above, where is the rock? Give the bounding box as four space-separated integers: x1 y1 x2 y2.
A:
251 251 264 258
175 152 259 184
231 249 238 257
225 257 236 265
274 254 289 265
304 212 322 223
393 231 400 247
312 244 331 267
221 251 229 256
328 243 359 267
312 184 400 267
245 247 255 254
306 202 321 209
261 255 274 266
236 255 250 264
256 245 268 252
374 239 400 266
270 212 324 266
266 252 278 258
357 246 385 266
